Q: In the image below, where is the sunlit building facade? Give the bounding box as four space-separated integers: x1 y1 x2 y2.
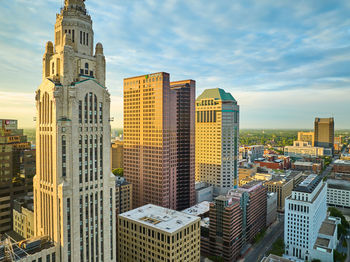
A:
33 1 116 261
123 73 195 210
195 88 239 195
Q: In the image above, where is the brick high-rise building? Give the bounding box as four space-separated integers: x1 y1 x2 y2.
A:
0 119 35 234
33 1 117 261
195 88 239 196
314 117 334 149
202 182 266 262
123 73 195 210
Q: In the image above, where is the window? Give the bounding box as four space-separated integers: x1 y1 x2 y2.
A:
72 30 75 43
80 31 82 44
87 33 89 46
85 63 89 75
83 32 85 45
62 136 66 177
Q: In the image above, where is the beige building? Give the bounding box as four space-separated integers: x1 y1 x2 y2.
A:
284 142 324 158
33 1 116 261
111 140 123 170
265 178 294 212
118 204 200 262
314 117 334 149
297 131 315 146
13 199 34 239
196 88 239 195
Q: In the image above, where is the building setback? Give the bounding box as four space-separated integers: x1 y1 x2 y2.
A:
195 88 239 196
123 73 195 210
33 1 116 261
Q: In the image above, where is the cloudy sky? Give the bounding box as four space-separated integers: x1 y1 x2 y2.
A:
0 0 350 129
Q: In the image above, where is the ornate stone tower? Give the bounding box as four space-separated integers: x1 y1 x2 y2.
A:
33 1 116 261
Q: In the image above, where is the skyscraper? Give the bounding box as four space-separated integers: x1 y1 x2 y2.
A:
33 1 116 261
314 117 334 149
170 80 196 210
123 73 195 210
195 88 239 195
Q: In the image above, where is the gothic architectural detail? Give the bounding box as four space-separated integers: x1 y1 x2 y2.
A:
33 1 116 261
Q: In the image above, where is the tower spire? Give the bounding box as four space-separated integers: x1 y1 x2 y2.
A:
64 0 85 8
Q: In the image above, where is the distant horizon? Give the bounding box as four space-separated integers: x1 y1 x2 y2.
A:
1 0 350 129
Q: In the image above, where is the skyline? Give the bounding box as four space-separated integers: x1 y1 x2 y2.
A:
1 0 350 129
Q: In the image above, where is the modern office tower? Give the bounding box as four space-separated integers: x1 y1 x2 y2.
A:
33 1 116 261
195 88 239 195
0 119 35 234
284 174 327 261
314 117 334 149
202 182 266 262
118 204 201 262
297 131 315 146
111 140 123 170
115 176 132 215
169 80 196 210
123 73 195 210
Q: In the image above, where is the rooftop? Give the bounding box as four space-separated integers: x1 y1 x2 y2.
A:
294 174 322 193
334 159 350 166
182 201 210 217
315 237 330 247
261 254 294 262
196 88 236 102
327 179 350 190
319 218 338 236
293 161 314 167
119 204 200 234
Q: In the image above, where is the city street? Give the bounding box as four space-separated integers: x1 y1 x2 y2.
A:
243 215 284 262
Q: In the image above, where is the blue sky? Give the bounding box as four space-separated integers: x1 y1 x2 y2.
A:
0 0 350 129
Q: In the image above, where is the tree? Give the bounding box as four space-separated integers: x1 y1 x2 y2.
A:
112 168 123 177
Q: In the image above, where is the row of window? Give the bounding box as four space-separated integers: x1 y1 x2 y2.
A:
79 93 103 124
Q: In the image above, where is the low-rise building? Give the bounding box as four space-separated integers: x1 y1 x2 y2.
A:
333 159 350 174
12 197 34 239
326 178 350 208
118 204 201 262
284 144 324 158
292 161 322 174
261 254 293 262
310 217 341 262
340 153 350 161
0 236 58 262
239 145 264 162
182 201 210 218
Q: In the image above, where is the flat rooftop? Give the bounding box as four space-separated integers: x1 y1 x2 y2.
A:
334 159 350 166
294 174 322 193
319 218 337 236
294 161 314 167
327 179 350 190
119 204 200 234
182 201 210 217
315 237 330 247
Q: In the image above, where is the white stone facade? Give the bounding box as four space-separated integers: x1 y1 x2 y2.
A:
33 1 116 262
284 175 327 261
